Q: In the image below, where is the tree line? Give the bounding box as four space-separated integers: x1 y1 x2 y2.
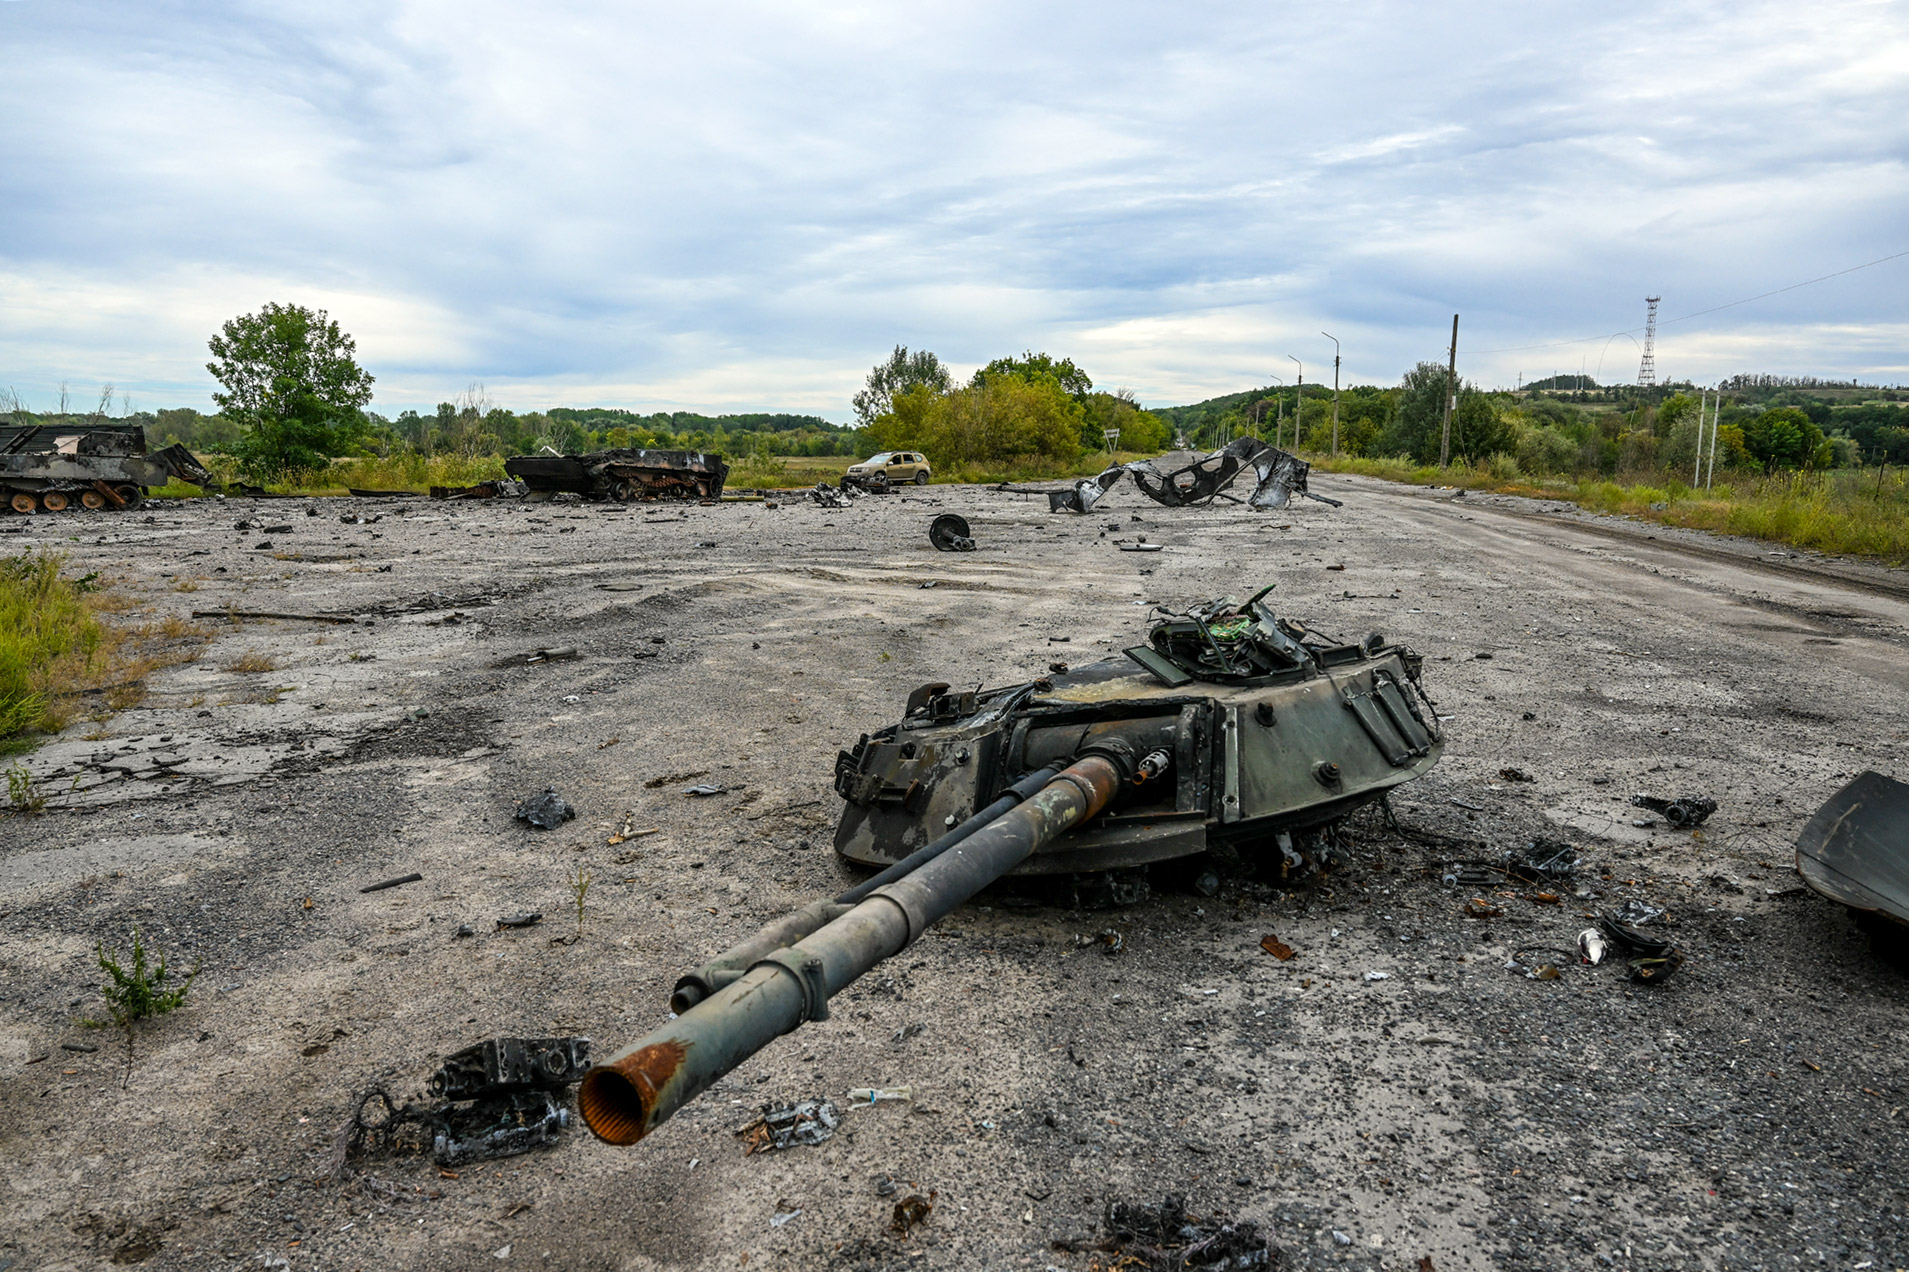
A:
6 301 1902 482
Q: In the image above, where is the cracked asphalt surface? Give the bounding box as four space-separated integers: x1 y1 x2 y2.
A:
2 472 1908 1271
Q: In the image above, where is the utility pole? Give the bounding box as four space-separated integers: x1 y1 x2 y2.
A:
1440 314 1458 468
1286 355 1301 451
1693 392 1708 487
1321 332 1341 455
1267 374 1283 447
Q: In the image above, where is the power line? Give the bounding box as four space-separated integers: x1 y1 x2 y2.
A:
1469 248 1909 356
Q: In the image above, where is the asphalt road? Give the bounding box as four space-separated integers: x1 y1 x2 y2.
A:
2 473 1907 1272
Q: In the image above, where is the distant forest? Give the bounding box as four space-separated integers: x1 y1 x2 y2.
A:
3 368 1904 480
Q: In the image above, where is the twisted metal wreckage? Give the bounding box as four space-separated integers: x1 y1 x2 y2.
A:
574 587 1442 1147
1045 437 1344 514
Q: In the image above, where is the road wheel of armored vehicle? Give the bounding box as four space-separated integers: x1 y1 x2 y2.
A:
613 480 638 502
113 484 143 510
9 493 36 514
79 489 106 510
40 491 69 512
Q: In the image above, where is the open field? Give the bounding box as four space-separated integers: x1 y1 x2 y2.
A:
3 472 1909 1270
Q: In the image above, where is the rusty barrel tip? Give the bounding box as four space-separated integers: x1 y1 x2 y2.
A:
577 1039 690 1146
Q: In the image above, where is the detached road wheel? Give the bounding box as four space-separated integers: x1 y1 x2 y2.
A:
914 471 930 485
40 491 69 512
80 489 106 510
113 484 143 510
10 492 37 514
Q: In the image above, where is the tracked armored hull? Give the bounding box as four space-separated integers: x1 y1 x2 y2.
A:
504 447 727 502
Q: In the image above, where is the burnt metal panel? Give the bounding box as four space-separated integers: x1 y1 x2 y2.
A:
1796 771 1909 925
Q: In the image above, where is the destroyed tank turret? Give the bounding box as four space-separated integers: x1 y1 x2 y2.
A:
503 446 728 502
1 423 220 514
577 589 1441 1147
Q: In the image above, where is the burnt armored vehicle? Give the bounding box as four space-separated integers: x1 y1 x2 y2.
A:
1 423 219 513
577 589 1442 1147
503 447 728 502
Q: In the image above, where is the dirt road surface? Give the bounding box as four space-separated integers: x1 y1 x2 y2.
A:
3 473 1908 1271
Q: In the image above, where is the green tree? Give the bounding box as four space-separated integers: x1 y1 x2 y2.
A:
868 375 1083 466
975 351 1092 397
852 346 953 427
206 303 374 479
1741 407 1827 471
1376 362 1451 462
1081 389 1169 454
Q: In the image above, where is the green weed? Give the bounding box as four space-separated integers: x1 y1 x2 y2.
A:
88 926 197 1086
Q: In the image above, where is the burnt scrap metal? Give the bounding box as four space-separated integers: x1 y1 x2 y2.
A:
429 478 527 500
1 423 220 513
504 447 728 502
1049 464 1128 513
1125 438 1340 511
515 787 575 829
335 1036 591 1174
431 1037 592 1101
1796 771 1909 932
1631 793 1718 828
809 481 853 508
1059 1194 1273 1270
576 589 1440 1149
737 1099 840 1154
929 513 976 551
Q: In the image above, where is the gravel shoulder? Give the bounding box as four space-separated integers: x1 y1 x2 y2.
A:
2 473 1907 1272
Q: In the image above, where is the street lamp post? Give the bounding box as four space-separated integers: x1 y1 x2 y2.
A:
1266 373 1283 446
1321 332 1341 456
1286 355 1301 450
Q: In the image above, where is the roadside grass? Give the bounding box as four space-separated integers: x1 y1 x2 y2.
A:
0 552 213 750
222 650 278 674
1306 454 1909 565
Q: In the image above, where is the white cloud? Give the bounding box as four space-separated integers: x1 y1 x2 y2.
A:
0 0 1903 417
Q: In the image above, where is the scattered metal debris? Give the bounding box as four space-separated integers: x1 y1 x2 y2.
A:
1258 934 1296 961
1499 766 1534 782
332 1036 591 1176
359 873 423 894
845 1086 912 1105
1795 771 1909 935
1118 541 1165 552
928 513 975 551
1630 793 1718 828
1059 1194 1272 1270
429 478 527 500
430 1037 592 1100
1508 948 1576 981
1501 838 1578 883
1049 464 1127 513
737 1100 840 1154
684 783 729 797
190 609 358 625
515 788 575 829
891 1191 936 1234
496 913 544 929
1578 927 1610 965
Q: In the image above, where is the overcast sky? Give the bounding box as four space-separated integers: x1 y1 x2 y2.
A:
2 0 1904 420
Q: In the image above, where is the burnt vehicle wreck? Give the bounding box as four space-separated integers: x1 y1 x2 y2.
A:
577 589 1441 1147
1044 438 1341 513
1796 771 1909 950
503 447 728 502
1 422 219 513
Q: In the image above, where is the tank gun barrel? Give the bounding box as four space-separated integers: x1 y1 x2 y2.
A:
577 752 1126 1147
667 759 1067 1014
